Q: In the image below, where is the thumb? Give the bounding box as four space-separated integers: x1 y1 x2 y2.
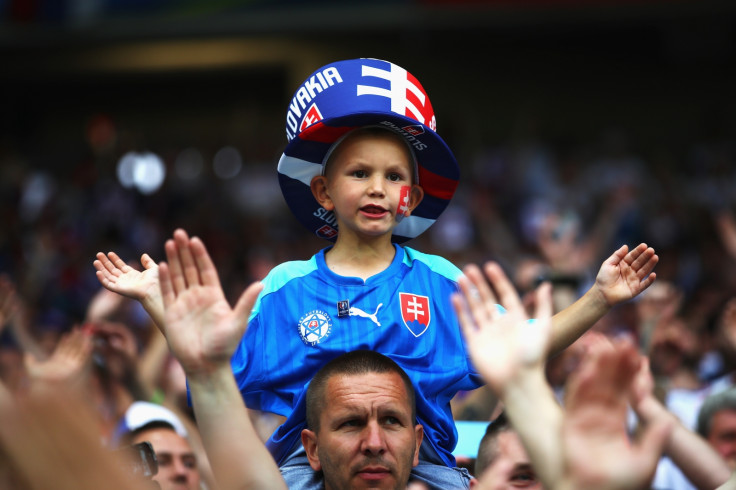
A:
232 281 264 329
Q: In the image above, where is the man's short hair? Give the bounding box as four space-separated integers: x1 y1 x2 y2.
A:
475 411 512 477
697 388 736 438
305 350 416 432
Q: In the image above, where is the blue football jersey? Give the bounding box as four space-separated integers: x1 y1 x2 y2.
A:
231 244 483 467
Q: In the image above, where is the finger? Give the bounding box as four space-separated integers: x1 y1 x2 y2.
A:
95 253 120 277
469 263 504 322
232 281 264 330
107 251 130 272
457 272 493 326
165 239 187 295
460 265 495 320
533 281 553 327
606 244 629 267
633 251 658 279
159 262 175 310
174 229 201 288
190 236 220 288
629 245 654 270
483 262 524 315
451 292 476 340
140 253 156 270
637 272 657 292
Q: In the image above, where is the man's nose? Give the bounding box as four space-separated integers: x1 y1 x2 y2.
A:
171 458 191 480
361 421 387 455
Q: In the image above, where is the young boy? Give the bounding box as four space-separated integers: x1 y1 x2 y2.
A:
95 58 659 489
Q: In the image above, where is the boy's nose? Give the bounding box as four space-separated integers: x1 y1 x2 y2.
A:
367 176 386 196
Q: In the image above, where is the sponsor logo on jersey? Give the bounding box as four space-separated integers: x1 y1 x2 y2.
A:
349 303 383 327
399 293 430 337
298 309 333 346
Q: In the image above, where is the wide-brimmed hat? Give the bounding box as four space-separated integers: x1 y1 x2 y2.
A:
277 58 459 243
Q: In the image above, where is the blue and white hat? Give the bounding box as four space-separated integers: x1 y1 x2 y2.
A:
277 58 459 243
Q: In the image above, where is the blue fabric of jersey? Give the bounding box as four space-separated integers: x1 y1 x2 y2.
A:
230 244 484 467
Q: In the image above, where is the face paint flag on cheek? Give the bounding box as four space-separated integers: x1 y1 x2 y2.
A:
396 185 411 223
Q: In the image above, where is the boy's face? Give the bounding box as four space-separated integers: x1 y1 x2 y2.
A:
311 130 424 242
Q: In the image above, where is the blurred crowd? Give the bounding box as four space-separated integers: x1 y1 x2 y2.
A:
0 103 735 489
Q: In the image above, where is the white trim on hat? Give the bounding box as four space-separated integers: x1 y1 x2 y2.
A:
277 155 321 186
123 401 188 438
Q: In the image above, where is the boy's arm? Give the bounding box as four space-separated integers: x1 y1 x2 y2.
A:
94 251 166 330
158 229 286 490
549 243 658 356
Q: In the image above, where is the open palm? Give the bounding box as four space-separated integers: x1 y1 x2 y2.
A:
158 229 261 377
453 261 552 395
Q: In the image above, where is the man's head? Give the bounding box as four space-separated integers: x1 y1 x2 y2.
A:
471 413 543 489
129 422 201 490
116 402 200 490
697 388 736 470
301 350 423 490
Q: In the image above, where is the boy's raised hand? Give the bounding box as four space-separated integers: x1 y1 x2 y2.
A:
452 261 552 395
594 243 658 306
94 251 159 301
158 229 262 379
93 251 165 329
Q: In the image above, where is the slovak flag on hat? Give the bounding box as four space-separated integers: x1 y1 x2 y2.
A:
277 58 459 243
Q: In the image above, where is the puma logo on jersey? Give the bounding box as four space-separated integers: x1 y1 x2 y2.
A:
349 303 383 327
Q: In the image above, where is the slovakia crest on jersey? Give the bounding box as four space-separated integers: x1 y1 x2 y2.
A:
399 293 431 337
298 310 333 346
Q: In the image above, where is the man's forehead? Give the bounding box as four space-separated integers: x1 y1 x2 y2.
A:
324 372 411 410
495 431 531 464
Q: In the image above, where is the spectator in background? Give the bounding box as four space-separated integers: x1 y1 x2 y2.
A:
697 388 736 471
471 412 542 489
117 401 203 490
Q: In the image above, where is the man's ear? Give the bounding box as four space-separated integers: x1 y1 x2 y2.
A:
412 424 424 467
310 175 334 211
404 185 424 217
301 428 322 471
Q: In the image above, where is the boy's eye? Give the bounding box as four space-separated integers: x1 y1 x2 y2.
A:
353 170 367 178
387 173 402 182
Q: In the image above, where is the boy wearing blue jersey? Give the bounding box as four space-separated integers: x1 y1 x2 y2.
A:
95 58 659 489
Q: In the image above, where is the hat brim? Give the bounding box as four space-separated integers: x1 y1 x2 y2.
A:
278 112 459 243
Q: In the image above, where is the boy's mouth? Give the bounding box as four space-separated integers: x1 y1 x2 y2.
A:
360 204 388 217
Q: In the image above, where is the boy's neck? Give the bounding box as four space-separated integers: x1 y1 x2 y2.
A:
325 236 396 280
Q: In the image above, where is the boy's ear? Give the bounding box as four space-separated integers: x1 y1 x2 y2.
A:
404 184 424 217
301 429 322 471
310 175 335 211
